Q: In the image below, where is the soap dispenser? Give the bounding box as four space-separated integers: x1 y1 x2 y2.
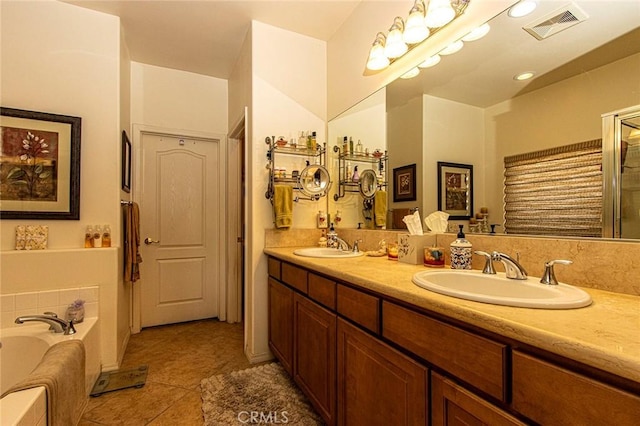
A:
450 225 472 269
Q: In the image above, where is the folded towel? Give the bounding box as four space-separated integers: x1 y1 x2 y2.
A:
374 190 387 227
2 340 86 426
273 185 293 229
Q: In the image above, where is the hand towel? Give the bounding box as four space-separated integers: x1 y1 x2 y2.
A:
124 202 143 282
374 190 387 227
273 185 293 229
2 340 87 426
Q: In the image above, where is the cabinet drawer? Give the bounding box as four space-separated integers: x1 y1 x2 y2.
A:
512 350 640 425
382 301 507 402
281 262 308 294
267 257 281 280
432 372 525 426
337 284 380 334
308 273 336 310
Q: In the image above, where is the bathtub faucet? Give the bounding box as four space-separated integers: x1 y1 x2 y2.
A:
15 314 77 335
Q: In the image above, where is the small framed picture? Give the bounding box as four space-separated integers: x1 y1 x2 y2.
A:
437 162 473 219
1 107 81 220
393 163 416 202
122 130 131 193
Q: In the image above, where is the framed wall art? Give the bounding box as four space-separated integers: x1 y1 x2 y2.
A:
437 161 473 219
1 107 81 220
393 163 416 202
121 130 131 193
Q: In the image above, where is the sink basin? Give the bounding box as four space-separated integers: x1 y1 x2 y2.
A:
412 270 592 309
293 247 364 258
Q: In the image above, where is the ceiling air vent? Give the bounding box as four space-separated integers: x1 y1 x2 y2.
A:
523 3 589 40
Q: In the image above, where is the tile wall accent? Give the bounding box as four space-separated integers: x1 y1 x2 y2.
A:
0 285 99 328
264 229 640 296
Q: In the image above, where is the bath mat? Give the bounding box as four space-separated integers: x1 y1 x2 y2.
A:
90 365 148 397
200 362 323 426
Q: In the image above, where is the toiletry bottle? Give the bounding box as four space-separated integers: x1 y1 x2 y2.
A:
356 139 363 155
93 225 102 248
346 162 352 182
342 136 348 154
102 224 112 247
349 137 354 155
352 165 360 183
85 225 94 248
450 225 472 269
309 131 317 150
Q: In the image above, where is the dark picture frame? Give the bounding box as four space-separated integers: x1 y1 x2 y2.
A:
121 130 131 193
437 161 473 219
393 163 416 202
1 107 81 220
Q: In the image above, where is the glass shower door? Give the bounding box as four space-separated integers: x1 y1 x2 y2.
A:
619 112 640 239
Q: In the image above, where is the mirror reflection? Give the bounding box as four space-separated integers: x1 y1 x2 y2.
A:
328 0 640 239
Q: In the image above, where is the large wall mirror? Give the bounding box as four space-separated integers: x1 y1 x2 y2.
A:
328 0 640 239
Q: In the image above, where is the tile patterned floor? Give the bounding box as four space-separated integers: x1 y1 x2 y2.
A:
80 319 254 425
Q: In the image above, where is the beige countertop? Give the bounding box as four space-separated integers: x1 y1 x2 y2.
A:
264 247 640 385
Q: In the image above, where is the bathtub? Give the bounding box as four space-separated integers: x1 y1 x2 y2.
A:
0 317 100 425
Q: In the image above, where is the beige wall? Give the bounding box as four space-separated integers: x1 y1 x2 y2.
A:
484 52 640 224
245 21 328 362
0 0 124 369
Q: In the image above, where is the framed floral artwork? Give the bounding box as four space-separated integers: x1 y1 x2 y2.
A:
393 163 416 202
0 107 81 219
437 161 473 219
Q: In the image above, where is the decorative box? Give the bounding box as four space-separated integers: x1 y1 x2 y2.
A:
397 233 437 265
23 225 49 250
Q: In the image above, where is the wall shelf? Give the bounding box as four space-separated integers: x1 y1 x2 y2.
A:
332 145 387 201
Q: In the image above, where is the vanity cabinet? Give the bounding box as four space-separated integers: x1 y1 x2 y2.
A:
293 293 336 425
337 317 428 426
431 372 525 426
268 277 293 375
266 256 640 426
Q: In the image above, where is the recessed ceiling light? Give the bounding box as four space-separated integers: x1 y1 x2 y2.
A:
509 1 537 18
418 54 441 68
401 67 420 79
439 40 464 55
514 71 535 81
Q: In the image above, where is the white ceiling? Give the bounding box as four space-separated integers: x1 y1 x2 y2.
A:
63 0 362 79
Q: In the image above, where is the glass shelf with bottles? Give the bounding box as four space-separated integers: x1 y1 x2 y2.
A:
332 144 387 201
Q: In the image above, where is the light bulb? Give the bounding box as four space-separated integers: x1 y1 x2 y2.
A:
403 1 429 44
401 68 420 79
418 54 441 68
366 33 390 70
509 1 538 18
425 0 456 28
514 71 535 81
439 40 463 55
462 23 491 42
384 17 407 59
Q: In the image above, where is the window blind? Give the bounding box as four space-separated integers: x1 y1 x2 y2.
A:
503 139 603 237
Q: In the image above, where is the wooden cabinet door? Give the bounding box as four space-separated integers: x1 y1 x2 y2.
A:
268 277 293 374
431 372 525 426
337 318 428 426
294 293 337 425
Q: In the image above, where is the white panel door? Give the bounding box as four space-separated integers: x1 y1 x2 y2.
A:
140 133 220 327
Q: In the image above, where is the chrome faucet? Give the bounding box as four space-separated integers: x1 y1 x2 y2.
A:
15 314 77 335
474 251 496 274
540 259 573 285
491 251 528 280
352 239 362 253
333 236 351 251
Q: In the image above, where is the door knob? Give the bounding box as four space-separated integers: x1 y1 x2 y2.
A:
144 237 160 245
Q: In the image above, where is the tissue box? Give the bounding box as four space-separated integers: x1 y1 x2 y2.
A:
397 234 436 265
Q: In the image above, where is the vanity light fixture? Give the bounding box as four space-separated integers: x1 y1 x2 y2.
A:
462 23 491 42
628 129 640 140
439 39 464 55
508 0 538 18
364 0 470 72
401 67 421 79
366 33 390 71
418 54 441 68
514 71 535 81
425 0 456 28
403 0 430 44
384 17 408 58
